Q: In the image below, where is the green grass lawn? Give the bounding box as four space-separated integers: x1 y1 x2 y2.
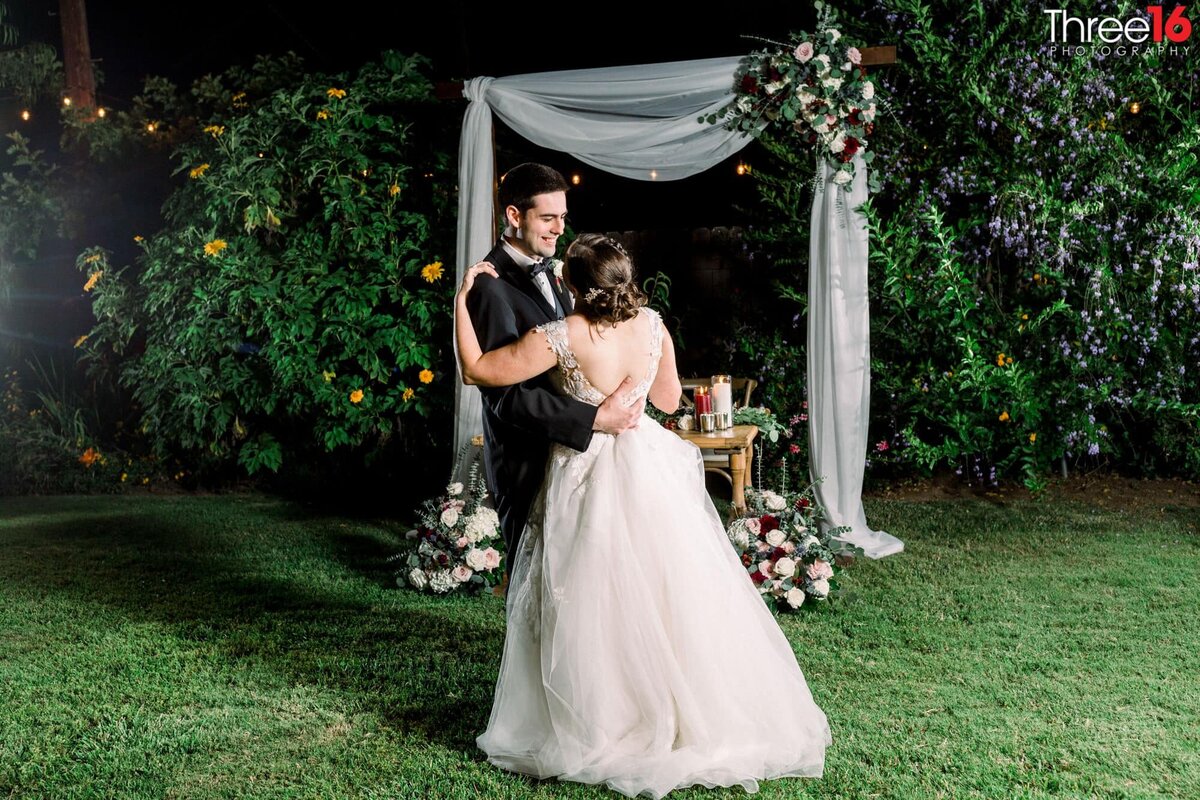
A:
1 493 1197 799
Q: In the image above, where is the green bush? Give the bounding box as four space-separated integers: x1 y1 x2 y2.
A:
746 0 1200 488
75 52 457 477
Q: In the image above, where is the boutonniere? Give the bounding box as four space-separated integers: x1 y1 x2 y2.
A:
551 258 564 287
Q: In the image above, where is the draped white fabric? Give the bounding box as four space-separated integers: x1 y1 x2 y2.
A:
452 58 900 559
807 155 904 559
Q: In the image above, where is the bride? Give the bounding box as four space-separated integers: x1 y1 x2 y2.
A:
456 233 830 798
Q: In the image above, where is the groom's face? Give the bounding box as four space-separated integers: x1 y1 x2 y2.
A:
507 190 567 259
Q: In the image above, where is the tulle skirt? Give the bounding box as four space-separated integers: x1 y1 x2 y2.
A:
477 420 830 798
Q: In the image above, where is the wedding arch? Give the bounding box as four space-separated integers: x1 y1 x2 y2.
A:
451 53 904 559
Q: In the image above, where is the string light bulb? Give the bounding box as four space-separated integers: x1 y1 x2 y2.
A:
649 169 659 181
571 173 581 186
146 122 157 133
20 109 31 121
1129 101 1141 114
96 108 107 118
736 162 752 176
63 96 72 107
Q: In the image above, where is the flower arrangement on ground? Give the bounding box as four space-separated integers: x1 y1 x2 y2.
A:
393 452 503 594
705 1 881 192
726 483 855 611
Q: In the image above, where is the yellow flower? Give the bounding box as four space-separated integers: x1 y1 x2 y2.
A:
1005 356 1013 365
134 235 144 243
141 477 150 485
189 163 210 179
327 88 347 99
79 447 101 467
83 252 102 264
266 208 281 228
1021 313 1029 320
419 369 434 384
120 472 127 482
203 125 225 138
232 91 248 108
349 388 364 404
996 352 1006 367
999 411 1010 422
1029 433 1037 443
83 271 102 292
402 387 415 402
316 109 331 120
421 261 444 283
204 239 228 257
389 183 400 197
322 370 336 383
1032 273 1042 282
73 334 89 348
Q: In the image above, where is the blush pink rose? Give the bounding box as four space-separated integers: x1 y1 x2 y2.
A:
781 542 796 554
795 41 814 62
482 547 501 570
758 560 773 577
807 559 834 580
847 46 862 65
456 536 469 549
744 517 762 537
452 565 472 583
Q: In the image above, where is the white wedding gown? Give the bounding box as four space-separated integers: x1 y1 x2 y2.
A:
477 308 830 798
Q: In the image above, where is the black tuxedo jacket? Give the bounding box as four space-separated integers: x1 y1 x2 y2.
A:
467 240 598 554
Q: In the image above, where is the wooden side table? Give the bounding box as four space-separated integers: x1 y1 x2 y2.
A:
673 424 758 513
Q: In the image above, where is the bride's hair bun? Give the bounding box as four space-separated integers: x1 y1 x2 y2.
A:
563 233 647 326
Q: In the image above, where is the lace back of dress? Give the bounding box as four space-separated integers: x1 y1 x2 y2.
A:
535 307 662 408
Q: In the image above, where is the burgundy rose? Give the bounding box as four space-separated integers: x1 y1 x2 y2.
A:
843 137 860 157
766 66 783 84
760 514 780 534
771 546 788 561
848 109 863 126
750 570 768 584
741 74 759 95
796 497 811 509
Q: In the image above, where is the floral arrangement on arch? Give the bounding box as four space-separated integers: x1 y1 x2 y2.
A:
706 1 881 192
726 483 856 611
392 451 504 595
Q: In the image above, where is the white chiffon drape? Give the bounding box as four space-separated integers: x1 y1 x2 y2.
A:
808 156 904 558
452 58 901 559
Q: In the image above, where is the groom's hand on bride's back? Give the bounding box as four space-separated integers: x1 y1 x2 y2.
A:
594 376 644 435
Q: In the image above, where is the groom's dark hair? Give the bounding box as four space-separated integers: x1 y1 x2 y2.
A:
499 163 570 216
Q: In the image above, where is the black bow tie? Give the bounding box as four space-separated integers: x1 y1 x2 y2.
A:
529 258 554 278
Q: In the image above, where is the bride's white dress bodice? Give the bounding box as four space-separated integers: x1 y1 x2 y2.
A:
535 306 664 408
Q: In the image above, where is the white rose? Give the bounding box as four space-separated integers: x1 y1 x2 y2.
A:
765 80 785 95
830 132 847 154
833 170 853 186
763 491 787 512
828 28 842 43
465 548 488 571
809 578 831 598
774 556 797 577
404 528 418 540
440 507 460 527
802 534 820 551
814 54 831 74
736 95 754 113
864 102 877 120
862 81 875 100
551 259 564 279
785 587 807 608
766 529 787 548
447 482 463 496
796 89 818 106
841 62 852 72
793 523 809 536
407 568 428 590
822 76 843 91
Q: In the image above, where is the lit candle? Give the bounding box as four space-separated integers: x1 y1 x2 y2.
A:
693 386 711 421
711 375 732 429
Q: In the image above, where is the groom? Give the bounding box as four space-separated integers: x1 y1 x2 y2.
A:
466 163 645 560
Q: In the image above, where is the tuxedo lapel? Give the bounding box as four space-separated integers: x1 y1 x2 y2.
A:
491 247 559 321
551 271 573 317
